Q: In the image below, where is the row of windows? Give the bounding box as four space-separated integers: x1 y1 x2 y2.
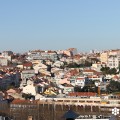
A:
10 104 37 108
108 63 118 66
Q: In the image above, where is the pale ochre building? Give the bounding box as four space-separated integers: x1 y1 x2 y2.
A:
100 52 108 64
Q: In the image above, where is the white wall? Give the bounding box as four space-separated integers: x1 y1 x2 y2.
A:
22 84 36 96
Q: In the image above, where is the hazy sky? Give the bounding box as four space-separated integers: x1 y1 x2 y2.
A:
0 0 120 53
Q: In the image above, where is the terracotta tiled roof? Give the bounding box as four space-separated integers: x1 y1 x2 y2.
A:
11 99 38 104
76 77 84 80
83 69 102 76
73 55 81 59
69 69 79 76
47 50 56 53
83 69 97 73
68 92 96 97
113 75 119 80
23 62 33 67
88 75 98 79
67 48 76 51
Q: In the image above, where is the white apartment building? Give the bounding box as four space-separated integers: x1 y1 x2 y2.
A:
27 50 58 61
106 50 120 69
108 55 120 69
0 57 8 66
22 84 37 96
100 52 108 64
70 76 85 88
1 51 13 61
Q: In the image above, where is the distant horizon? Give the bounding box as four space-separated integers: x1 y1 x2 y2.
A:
1 47 120 54
1 0 120 53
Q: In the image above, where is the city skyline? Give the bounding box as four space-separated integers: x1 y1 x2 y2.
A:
0 0 120 53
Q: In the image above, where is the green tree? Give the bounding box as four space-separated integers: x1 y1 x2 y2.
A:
74 86 82 92
109 68 117 75
100 66 117 75
106 80 120 93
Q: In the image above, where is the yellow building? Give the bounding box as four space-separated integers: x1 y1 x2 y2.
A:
100 52 108 64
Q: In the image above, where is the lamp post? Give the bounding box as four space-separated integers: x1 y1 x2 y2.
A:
111 107 119 120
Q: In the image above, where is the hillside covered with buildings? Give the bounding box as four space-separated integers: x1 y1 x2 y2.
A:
0 48 120 119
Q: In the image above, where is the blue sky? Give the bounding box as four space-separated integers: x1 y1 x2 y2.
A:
0 0 120 53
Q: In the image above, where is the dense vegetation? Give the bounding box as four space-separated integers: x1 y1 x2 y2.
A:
100 66 118 75
106 80 120 93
